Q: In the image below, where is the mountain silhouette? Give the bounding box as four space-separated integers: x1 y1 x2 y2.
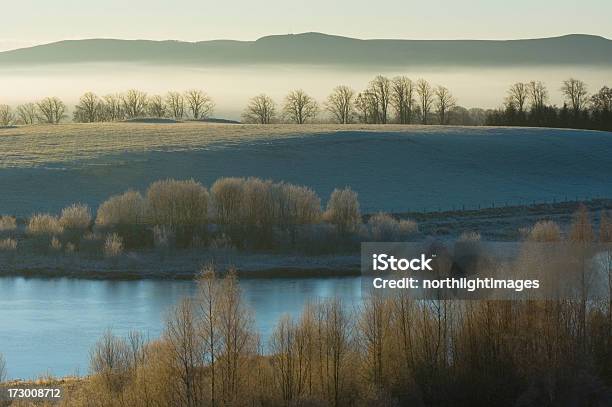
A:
0 32 610 66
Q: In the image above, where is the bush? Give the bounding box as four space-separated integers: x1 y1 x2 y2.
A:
60 203 92 230
398 219 418 235
104 233 124 257
26 214 64 236
96 191 151 248
366 213 418 241
0 216 17 232
50 236 62 251
324 187 361 234
96 191 146 227
0 238 17 251
528 220 561 242
211 177 246 225
146 179 209 247
279 184 321 226
458 231 481 242
146 179 209 227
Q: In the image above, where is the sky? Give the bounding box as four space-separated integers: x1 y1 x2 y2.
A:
1 0 611 51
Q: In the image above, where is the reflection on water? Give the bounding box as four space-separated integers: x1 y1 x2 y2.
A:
0 276 361 380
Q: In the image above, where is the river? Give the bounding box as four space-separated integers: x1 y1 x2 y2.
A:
0 276 362 380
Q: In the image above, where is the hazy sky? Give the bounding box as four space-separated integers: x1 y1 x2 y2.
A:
0 0 610 51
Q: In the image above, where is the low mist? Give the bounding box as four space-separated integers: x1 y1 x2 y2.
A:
0 63 610 120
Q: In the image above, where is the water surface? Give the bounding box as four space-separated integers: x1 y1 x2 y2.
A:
0 276 362 380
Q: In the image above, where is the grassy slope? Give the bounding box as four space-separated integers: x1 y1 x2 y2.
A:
0 122 448 167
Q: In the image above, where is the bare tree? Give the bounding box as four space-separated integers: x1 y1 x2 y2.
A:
165 297 204 407
89 329 130 392
242 94 276 124
561 78 588 116
102 94 124 121
369 75 391 124
74 92 102 123
166 91 185 120
147 95 167 118
416 79 434 124
196 265 221 407
185 89 214 120
325 85 355 124
270 315 308 404
391 76 415 124
0 105 14 126
217 270 257 404
506 82 529 114
527 81 548 112
282 89 318 124
435 86 456 125
16 103 38 124
591 86 612 112
122 89 148 119
37 97 66 124
354 91 377 124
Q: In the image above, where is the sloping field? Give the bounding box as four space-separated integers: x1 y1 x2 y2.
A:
1 123 611 216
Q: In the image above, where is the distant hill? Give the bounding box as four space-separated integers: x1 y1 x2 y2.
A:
0 32 611 67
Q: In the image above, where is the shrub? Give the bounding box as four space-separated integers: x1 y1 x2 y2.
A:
152 225 173 249
60 203 92 230
50 236 62 251
211 177 245 225
398 219 418 235
366 213 418 241
146 179 209 227
324 187 361 234
528 220 561 242
0 238 17 251
26 214 64 236
96 191 146 227
458 231 481 242
242 177 275 227
280 184 321 225
368 212 400 241
0 216 17 232
104 233 124 257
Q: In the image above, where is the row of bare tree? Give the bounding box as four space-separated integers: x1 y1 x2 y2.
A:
242 76 457 125
0 89 214 125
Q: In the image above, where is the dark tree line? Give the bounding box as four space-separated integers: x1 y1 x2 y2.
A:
486 79 612 131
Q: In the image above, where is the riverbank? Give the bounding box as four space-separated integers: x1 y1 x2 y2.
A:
1 199 610 280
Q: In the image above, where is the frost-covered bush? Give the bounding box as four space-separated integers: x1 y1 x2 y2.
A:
60 203 92 230
0 216 17 232
211 177 322 228
368 212 400 241
146 179 209 227
104 233 124 257
210 177 245 225
527 220 561 242
398 219 418 235
366 213 418 241
96 191 146 227
0 238 17 251
458 231 481 242
152 225 174 249
279 184 321 226
27 214 64 236
324 187 361 234
50 236 62 251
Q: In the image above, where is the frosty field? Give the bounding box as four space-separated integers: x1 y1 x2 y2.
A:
1 122 611 216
